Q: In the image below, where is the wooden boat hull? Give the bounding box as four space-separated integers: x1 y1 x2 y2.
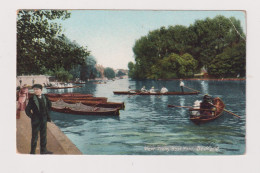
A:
46 93 93 98
48 97 108 103
51 107 119 116
51 100 119 116
63 100 125 109
189 97 225 124
113 91 199 95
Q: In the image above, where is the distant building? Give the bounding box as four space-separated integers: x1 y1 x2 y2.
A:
194 67 209 78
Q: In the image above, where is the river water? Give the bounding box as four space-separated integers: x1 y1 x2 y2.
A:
48 79 246 155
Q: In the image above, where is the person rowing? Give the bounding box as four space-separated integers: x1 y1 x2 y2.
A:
149 86 156 93
191 100 202 117
141 86 147 92
160 86 168 93
200 94 216 116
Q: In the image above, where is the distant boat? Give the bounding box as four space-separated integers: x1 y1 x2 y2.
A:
46 85 82 89
73 82 86 84
113 91 199 95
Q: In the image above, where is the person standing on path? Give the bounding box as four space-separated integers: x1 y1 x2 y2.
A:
25 84 53 154
180 79 184 93
17 84 29 119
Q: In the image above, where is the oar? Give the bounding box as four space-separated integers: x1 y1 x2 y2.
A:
183 86 200 93
223 109 241 118
214 105 241 118
168 105 215 111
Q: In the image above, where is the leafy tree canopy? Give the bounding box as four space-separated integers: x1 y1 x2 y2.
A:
17 10 90 75
129 15 245 79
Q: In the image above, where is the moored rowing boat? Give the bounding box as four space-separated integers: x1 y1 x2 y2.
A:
46 93 93 98
51 100 120 116
48 97 108 103
63 100 125 109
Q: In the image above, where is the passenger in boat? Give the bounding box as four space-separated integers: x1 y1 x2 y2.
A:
160 86 168 93
191 100 201 116
180 79 184 92
141 86 147 92
200 94 215 116
149 86 156 93
25 84 53 154
17 84 29 119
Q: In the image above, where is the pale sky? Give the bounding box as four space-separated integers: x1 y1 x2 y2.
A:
58 10 246 69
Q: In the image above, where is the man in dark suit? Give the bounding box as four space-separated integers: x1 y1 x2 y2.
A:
25 84 53 154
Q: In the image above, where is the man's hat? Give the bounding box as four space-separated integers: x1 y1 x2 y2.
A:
32 84 43 90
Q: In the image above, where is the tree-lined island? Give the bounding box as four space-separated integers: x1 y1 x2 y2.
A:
128 15 245 80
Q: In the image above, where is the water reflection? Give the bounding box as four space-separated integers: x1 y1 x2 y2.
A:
201 80 209 94
179 97 186 115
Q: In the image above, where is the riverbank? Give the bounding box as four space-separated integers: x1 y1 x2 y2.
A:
16 111 82 155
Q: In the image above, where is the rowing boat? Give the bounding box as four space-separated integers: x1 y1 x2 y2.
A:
189 97 225 124
51 100 120 116
54 99 125 109
48 97 108 103
113 91 199 95
46 93 93 98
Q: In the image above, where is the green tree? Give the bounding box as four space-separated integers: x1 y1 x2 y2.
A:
17 10 70 74
17 10 90 75
128 61 136 79
48 67 73 82
104 67 115 79
149 53 198 79
129 15 245 79
80 55 99 80
208 42 246 77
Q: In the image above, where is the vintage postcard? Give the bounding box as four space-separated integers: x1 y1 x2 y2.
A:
16 9 246 156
